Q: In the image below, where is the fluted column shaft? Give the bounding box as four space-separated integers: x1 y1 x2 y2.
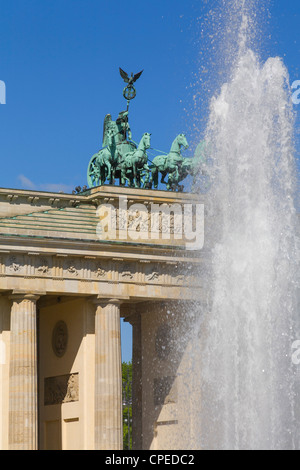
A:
94 299 122 450
8 294 39 450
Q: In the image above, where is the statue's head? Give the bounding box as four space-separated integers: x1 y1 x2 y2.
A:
118 110 128 121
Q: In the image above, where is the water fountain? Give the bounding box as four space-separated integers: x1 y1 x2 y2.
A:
187 0 299 450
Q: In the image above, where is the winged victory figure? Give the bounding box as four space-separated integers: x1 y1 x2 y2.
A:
119 68 144 86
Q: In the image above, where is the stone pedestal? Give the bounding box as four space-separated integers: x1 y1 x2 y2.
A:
94 299 122 450
8 294 39 450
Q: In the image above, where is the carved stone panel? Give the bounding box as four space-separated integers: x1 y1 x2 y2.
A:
36 256 51 275
52 321 68 357
44 373 79 406
64 258 81 278
7 255 24 274
94 264 107 279
144 263 161 283
120 262 135 281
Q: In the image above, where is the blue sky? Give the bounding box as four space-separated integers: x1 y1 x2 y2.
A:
0 0 299 361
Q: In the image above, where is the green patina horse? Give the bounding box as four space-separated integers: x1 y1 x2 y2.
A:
92 128 116 185
177 140 211 190
120 132 151 188
150 134 189 190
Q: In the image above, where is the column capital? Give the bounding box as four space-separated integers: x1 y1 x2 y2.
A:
9 293 41 303
91 296 127 307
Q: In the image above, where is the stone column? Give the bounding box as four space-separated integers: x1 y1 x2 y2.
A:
8 294 39 450
94 299 122 450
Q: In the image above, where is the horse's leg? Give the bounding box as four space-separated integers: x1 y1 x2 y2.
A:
102 165 107 185
148 166 155 188
122 165 131 186
152 168 158 189
106 161 112 184
138 165 144 188
160 171 166 184
96 171 100 186
141 164 149 188
168 166 179 191
160 170 168 186
111 166 115 185
133 164 138 188
167 166 175 190
173 166 179 189
124 170 130 186
161 156 169 184
166 174 171 190
134 162 141 188
120 166 126 186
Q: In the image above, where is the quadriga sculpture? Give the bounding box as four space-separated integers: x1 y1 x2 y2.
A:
86 69 208 192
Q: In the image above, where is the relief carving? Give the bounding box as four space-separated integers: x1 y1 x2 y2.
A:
144 263 160 283
37 265 49 274
1 251 196 291
67 265 78 276
8 256 22 273
121 270 133 280
44 373 79 406
96 267 106 278
64 257 81 277
121 263 134 280
37 257 50 275
145 271 159 282
10 262 20 272
52 321 68 357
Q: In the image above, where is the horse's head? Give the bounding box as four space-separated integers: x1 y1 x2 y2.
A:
177 133 189 150
142 132 151 149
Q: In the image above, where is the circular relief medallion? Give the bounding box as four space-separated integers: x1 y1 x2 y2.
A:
52 321 68 357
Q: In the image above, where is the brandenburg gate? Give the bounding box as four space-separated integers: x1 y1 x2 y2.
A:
0 70 205 450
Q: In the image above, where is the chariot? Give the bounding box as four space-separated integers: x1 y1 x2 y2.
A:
87 111 142 188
